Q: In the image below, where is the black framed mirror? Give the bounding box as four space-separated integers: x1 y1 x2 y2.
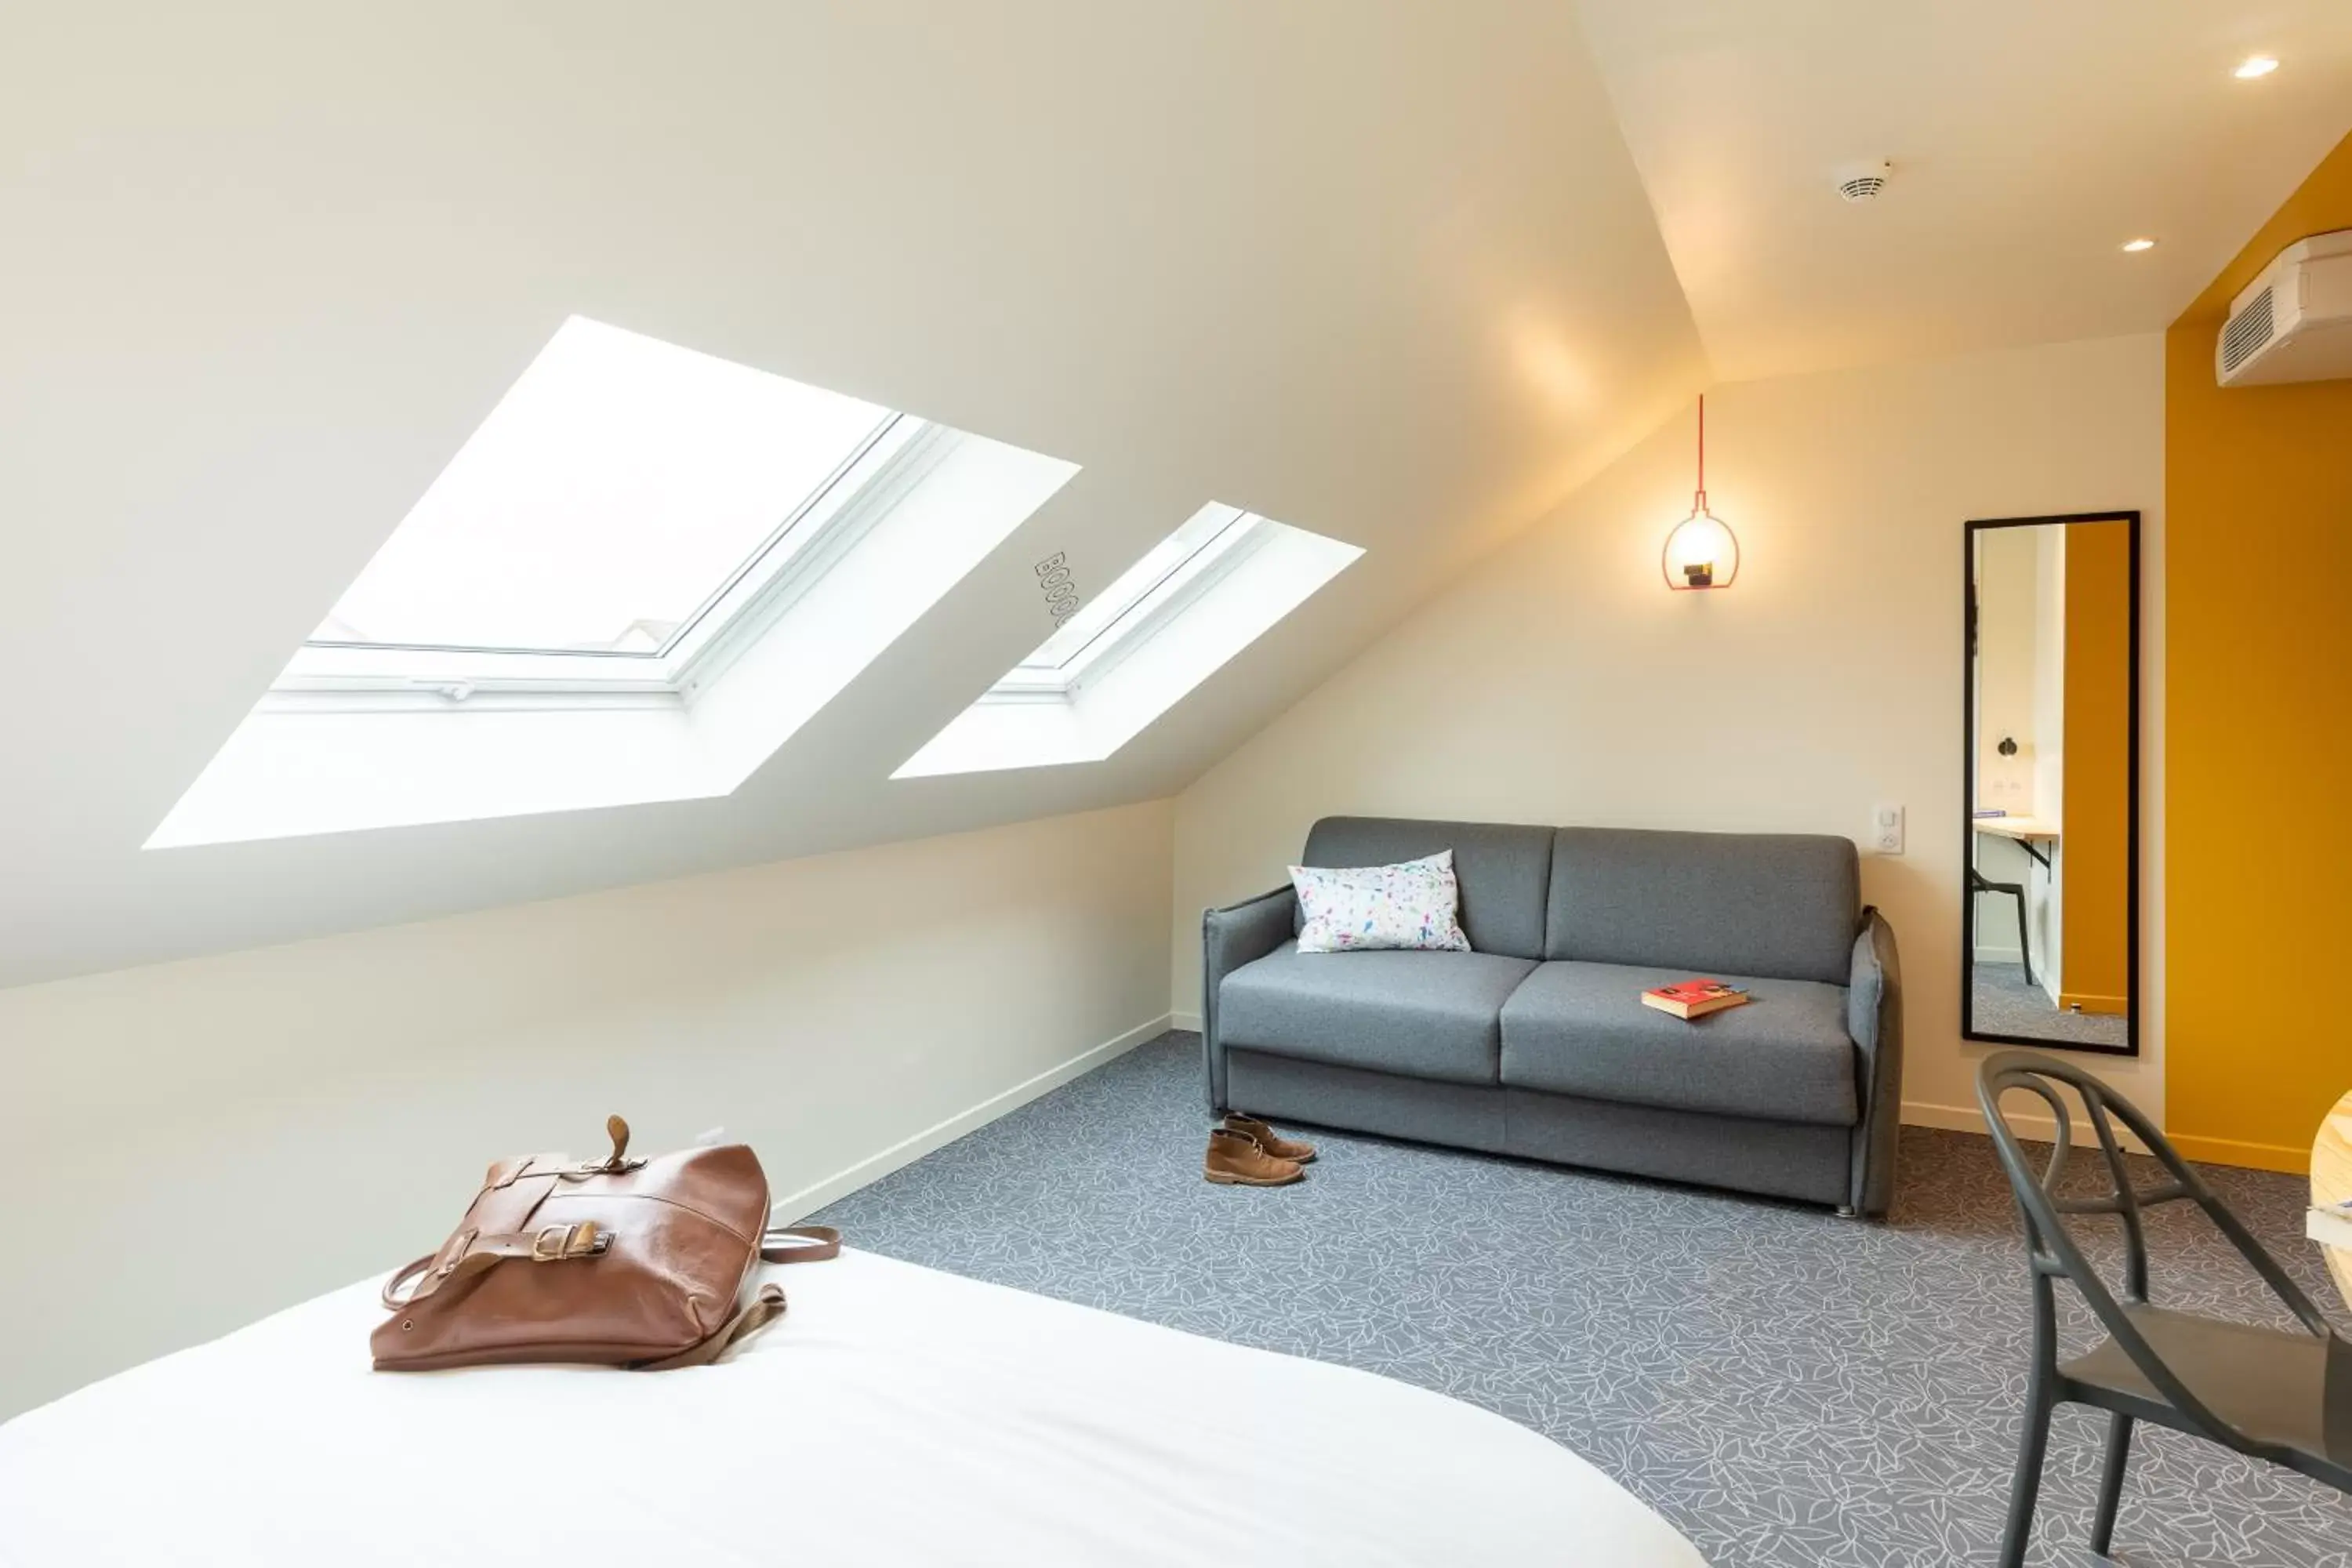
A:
1962 510 2140 1055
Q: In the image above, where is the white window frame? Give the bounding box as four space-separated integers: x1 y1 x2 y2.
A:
984 505 1272 704
893 508 1363 780
270 416 953 710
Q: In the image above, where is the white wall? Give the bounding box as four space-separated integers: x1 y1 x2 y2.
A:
1171 332 2165 1138
2028 524 2069 1001
1971 527 2040 967
1973 527 2040 819
0 800 1173 1420
1969 525 2066 986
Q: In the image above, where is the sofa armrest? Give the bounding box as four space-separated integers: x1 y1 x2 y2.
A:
1846 906 1904 1217
1201 885 1297 1112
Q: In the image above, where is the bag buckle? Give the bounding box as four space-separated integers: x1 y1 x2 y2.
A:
531 1221 608 1261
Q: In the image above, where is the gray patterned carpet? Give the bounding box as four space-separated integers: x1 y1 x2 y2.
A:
812 1032 2350 1567
1973 960 2132 1051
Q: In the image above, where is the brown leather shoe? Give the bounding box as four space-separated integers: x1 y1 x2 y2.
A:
1224 1114 1316 1164
1204 1127 1304 1186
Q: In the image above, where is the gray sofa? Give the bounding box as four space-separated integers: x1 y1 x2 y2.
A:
1201 818 1903 1215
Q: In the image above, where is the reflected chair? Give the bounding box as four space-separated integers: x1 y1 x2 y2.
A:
1969 866 2034 989
1976 1051 2350 1566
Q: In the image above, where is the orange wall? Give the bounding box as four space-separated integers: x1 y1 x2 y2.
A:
2060 520 2131 1015
2166 131 2352 1172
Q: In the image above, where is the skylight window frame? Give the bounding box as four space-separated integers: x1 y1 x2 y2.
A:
985 506 1271 703
271 414 952 709
894 506 1363 779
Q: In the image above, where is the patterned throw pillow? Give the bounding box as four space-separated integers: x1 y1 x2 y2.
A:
1289 851 1472 953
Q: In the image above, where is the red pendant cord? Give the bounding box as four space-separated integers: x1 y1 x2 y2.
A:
1695 394 1706 507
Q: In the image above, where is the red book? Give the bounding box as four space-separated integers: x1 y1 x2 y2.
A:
1641 978 1750 1021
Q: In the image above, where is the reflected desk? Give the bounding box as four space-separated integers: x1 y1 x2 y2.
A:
1973 813 2060 871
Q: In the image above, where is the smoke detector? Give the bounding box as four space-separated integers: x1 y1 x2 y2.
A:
1836 160 1893 203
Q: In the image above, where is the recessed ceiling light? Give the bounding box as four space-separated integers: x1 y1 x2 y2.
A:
2122 238 2158 253
2234 56 2279 79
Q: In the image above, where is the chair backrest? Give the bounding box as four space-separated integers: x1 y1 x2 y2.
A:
1543 827 1858 983
1975 1050 2337 1447
1298 817 1554 960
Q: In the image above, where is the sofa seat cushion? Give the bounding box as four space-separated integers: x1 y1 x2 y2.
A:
1218 942 1538 1086
1499 960 1858 1126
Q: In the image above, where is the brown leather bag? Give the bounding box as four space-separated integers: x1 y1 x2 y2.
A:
373 1116 838 1371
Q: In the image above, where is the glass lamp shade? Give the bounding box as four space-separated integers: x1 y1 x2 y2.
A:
1662 503 1738 590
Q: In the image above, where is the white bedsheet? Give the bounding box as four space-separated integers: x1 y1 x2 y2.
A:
0 1248 1704 1566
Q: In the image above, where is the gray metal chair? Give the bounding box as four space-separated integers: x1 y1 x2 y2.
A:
1969 865 2034 988
1976 1050 2350 1566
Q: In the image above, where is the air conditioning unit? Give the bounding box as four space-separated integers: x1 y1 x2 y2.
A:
2215 227 2352 387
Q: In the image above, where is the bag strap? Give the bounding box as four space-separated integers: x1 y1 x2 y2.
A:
380 1216 611 1311
760 1224 841 1265
382 1219 842 1351
631 1225 844 1370
382 1254 437 1312
634 1284 790 1370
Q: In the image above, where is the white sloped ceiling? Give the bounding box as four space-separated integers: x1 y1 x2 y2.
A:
1575 0 2352 378
0 1 1707 983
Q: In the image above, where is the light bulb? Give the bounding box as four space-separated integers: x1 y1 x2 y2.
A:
1664 507 1738 590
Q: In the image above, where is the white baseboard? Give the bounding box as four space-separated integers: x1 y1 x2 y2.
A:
768 1014 1171 1223
1170 1009 1201 1033
1903 1098 2151 1155
1903 1100 1994 1137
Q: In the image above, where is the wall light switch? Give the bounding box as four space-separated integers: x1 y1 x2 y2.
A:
694 1126 728 1147
1871 804 1905 855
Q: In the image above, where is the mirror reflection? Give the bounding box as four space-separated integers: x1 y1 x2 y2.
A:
1965 514 2137 1053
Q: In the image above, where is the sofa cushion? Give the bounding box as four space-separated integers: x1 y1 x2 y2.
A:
1301 818 1555 960
1498 960 1858 1125
1542 828 1859 985
1218 942 1538 1085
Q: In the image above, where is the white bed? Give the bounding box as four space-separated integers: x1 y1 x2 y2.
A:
0 1248 1704 1566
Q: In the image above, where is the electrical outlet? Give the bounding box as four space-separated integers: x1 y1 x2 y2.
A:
1871 804 1905 855
693 1126 728 1147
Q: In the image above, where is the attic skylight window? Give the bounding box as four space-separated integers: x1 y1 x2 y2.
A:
996 503 1265 698
895 504 1361 777
279 315 927 695
151 317 1081 845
